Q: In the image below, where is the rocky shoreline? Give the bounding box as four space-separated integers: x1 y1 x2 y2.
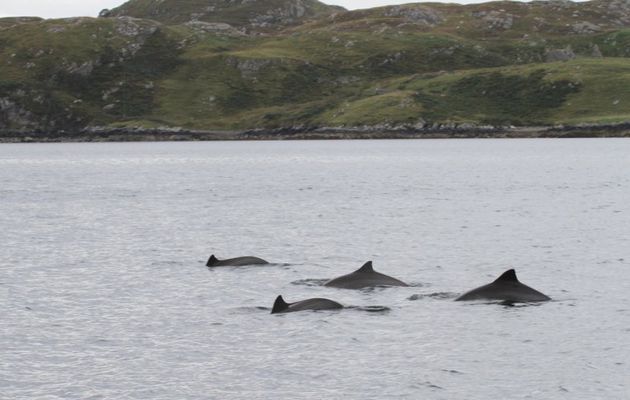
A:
1 123 630 143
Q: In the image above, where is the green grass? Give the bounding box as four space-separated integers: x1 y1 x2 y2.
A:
3 1 630 131
318 91 424 126
103 0 343 26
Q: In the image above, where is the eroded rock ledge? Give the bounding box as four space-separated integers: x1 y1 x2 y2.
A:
2 123 630 143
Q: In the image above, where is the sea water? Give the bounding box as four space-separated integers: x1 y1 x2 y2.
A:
1 139 629 399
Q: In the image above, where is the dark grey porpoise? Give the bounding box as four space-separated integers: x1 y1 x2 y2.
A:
456 269 551 302
271 295 343 314
206 254 269 267
324 261 408 289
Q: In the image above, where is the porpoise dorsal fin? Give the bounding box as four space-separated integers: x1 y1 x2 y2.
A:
356 261 374 273
271 295 289 314
206 255 219 267
495 269 518 282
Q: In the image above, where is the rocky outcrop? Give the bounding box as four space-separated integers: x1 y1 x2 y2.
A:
383 5 443 26
248 0 315 26
113 16 158 37
572 21 601 34
64 61 95 77
0 97 38 130
472 10 515 31
545 46 576 62
184 21 246 36
226 57 273 79
604 0 630 26
0 89 86 132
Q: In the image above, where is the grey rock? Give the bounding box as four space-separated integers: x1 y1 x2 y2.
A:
607 0 630 12
0 97 37 130
545 46 576 62
473 10 514 30
335 76 360 85
572 21 601 34
114 17 158 38
184 21 245 36
226 57 272 78
249 0 312 27
46 25 66 33
65 61 95 77
383 5 443 26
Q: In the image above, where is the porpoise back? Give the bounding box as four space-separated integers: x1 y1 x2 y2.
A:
271 295 343 314
324 261 408 289
206 254 269 267
456 269 551 302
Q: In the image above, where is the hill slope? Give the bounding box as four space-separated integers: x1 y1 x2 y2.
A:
2 0 630 134
99 0 345 31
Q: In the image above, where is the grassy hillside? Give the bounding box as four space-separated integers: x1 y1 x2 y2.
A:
322 59 630 126
2 0 630 132
100 0 344 29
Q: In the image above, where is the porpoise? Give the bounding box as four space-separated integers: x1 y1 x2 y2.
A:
206 254 269 267
324 261 408 289
456 269 551 302
271 295 343 314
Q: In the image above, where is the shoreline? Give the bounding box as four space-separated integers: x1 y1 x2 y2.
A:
1 124 630 143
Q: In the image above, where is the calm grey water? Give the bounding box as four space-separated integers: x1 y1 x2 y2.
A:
1 139 629 399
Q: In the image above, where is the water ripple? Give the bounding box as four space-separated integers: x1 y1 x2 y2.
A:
2 140 629 399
